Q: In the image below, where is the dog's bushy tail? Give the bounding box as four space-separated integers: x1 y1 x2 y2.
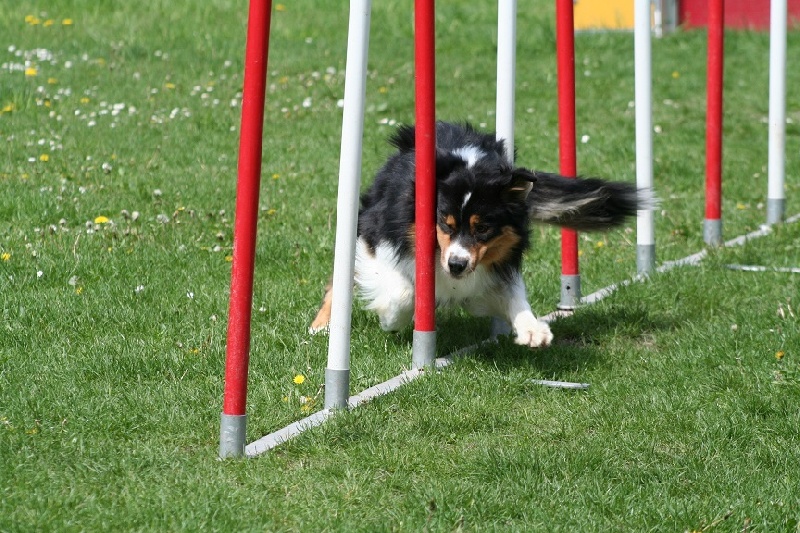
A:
525 171 656 232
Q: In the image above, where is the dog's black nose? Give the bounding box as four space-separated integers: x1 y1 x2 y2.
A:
447 256 468 276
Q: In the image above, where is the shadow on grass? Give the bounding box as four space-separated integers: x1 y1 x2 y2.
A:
351 298 680 381
460 303 680 379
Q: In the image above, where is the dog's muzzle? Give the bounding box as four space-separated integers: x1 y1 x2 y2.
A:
447 256 469 277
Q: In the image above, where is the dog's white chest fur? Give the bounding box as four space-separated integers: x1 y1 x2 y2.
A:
353 237 552 348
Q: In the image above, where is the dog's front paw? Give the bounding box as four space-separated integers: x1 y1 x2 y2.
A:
513 315 553 348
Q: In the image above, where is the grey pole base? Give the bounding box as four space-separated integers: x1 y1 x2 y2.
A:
219 413 247 459
703 219 723 247
324 367 350 409
767 198 785 225
558 274 581 310
412 330 436 369
636 244 656 275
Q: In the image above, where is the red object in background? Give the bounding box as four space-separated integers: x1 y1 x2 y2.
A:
679 0 800 29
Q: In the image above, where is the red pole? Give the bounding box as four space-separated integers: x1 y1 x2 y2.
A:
704 0 724 245
413 0 437 368
222 0 272 419
556 0 580 307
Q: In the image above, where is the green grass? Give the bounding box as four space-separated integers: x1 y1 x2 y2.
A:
2 1 800 531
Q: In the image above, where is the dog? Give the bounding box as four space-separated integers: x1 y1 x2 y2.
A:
310 121 652 348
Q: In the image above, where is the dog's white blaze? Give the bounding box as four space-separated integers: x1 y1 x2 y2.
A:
452 146 485 168
461 192 472 208
444 241 472 267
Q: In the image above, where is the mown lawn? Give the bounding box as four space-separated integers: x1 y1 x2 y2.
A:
1 1 799 531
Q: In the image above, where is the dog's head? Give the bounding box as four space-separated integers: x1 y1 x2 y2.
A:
434 152 536 278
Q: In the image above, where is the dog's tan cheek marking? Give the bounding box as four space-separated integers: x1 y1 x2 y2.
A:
478 226 522 268
436 225 452 268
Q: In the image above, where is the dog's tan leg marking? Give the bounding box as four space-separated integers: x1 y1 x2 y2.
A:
309 282 333 334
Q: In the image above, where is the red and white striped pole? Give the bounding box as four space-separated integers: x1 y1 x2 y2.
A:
704 0 724 246
412 0 437 369
220 0 272 459
556 0 580 309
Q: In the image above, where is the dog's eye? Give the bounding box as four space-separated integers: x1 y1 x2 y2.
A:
474 223 491 235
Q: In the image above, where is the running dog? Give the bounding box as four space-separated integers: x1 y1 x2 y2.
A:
310 121 653 348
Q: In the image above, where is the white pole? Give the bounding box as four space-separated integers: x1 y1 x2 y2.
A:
492 0 517 338
496 0 517 163
634 0 655 273
767 0 787 225
325 0 371 409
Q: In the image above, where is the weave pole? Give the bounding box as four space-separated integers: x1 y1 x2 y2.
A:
703 0 724 246
767 0 787 224
489 0 518 338
496 0 517 164
323 0 372 409
219 0 273 459
634 0 655 273
556 0 580 309
412 0 437 369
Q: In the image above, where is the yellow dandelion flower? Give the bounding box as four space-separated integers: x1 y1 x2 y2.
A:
25 15 41 25
80 97 90 104
25 67 38 77
266 208 277 216
275 4 286 11
595 240 605 249
776 351 785 360
75 286 84 295
224 255 233 262
39 154 49 162
47 77 57 85
671 71 680 79
271 173 280 180
1 252 10 261
43 19 55 27
94 215 110 224
62 18 74 26
165 82 176 90
2 103 14 113
293 374 306 385
378 86 388 94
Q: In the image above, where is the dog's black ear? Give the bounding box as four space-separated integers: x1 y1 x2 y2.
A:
505 168 537 201
435 148 466 180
